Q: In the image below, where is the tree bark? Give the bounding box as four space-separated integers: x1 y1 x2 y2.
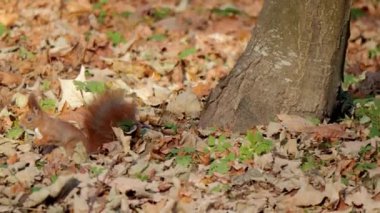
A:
199 0 351 132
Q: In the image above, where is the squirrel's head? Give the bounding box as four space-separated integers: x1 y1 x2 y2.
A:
20 94 43 129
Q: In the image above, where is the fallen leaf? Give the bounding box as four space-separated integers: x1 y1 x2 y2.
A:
110 177 148 194
6 153 18 165
281 178 343 207
0 71 22 87
277 114 314 132
345 187 380 211
58 65 95 111
49 36 74 56
303 124 347 140
192 83 211 97
0 12 18 26
65 0 92 14
15 166 40 186
166 90 202 118
112 127 138 159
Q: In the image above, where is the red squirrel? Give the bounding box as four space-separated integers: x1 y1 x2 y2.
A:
20 90 137 155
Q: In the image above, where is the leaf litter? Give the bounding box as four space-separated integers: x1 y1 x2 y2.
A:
0 0 379 212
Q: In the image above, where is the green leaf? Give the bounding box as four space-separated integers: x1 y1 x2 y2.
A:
308 117 321 125
301 156 318 172
106 31 126 46
86 81 106 93
208 135 216 147
120 11 132 18
176 155 192 167
18 47 35 59
342 73 361 90
216 136 231 152
351 8 366 20
93 0 108 9
31 187 41 192
358 144 373 158
6 125 24 140
73 80 86 91
255 139 273 155
355 162 377 172
51 175 58 183
97 10 107 24
35 160 46 169
209 159 230 175
170 148 179 155
179 47 197 59
225 152 236 161
368 47 380 59
84 31 92 41
73 80 106 94
117 120 135 132
245 131 273 156
164 123 177 132
341 177 349 186
246 131 256 144
90 166 104 176
354 98 380 139
39 98 56 111
369 126 380 138
41 80 51 91
211 184 230 193
20 35 28 41
152 7 172 20
183 147 195 154
239 145 253 161
211 7 241 16
0 23 7 37
135 173 149 181
148 34 167 41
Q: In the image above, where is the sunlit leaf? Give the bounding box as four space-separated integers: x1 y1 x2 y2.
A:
179 47 197 59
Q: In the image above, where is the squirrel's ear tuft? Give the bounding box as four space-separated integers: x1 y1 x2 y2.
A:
28 94 41 113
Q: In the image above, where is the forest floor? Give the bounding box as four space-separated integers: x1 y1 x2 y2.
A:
0 0 379 212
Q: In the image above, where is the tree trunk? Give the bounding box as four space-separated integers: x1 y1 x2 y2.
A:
199 0 351 132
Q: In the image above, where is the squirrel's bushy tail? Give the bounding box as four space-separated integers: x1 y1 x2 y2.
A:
83 90 136 153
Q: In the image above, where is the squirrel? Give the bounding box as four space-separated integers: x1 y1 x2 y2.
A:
20 90 137 155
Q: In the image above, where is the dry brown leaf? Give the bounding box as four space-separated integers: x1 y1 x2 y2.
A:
166 90 202 118
0 71 22 87
281 179 343 207
303 124 346 140
171 65 184 86
142 199 168 213
277 114 314 132
192 83 211 97
345 187 380 211
65 0 92 14
113 61 154 78
6 153 19 165
110 177 148 194
0 12 18 26
9 182 26 197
